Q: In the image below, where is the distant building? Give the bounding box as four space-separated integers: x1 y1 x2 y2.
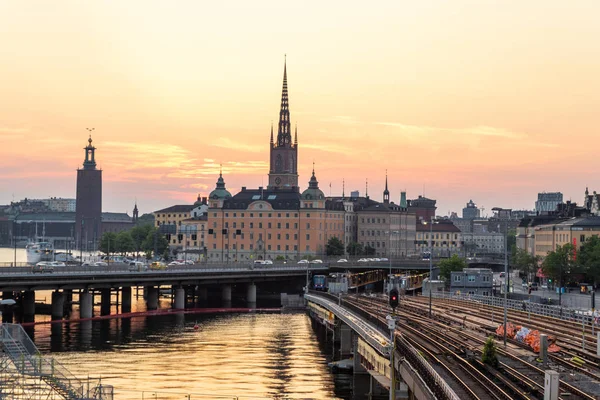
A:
408 195 437 223
75 136 102 251
450 268 493 296
415 219 462 257
34 198 76 212
535 192 563 213
584 187 600 216
101 212 134 234
462 200 480 220
462 232 505 256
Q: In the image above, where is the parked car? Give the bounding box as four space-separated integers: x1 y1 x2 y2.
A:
168 261 183 266
357 258 368 262
297 259 309 264
263 260 273 265
337 259 348 263
530 282 539 291
94 261 108 267
254 260 265 266
499 272 506 278
312 259 323 264
185 260 195 265
380 258 389 262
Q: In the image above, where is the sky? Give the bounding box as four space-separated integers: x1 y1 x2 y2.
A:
1 1 599 217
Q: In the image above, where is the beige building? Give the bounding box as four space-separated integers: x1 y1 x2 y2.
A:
206 169 345 261
533 216 600 258
415 219 463 257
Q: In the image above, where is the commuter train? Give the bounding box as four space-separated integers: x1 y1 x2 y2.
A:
386 273 428 294
312 275 327 291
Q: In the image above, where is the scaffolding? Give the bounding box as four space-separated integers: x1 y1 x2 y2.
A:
0 323 113 399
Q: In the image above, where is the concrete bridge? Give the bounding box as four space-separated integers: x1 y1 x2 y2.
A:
0 264 327 322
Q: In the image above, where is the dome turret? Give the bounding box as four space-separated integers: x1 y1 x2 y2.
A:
209 167 232 200
301 164 324 200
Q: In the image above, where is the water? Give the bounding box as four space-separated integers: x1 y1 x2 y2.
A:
0 248 364 399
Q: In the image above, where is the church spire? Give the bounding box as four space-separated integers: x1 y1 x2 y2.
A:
276 55 291 148
270 122 274 146
383 170 390 204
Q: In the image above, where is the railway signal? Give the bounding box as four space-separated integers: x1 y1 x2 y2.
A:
389 289 399 312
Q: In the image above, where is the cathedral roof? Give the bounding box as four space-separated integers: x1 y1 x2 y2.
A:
223 188 301 210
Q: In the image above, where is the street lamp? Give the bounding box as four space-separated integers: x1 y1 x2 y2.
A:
423 218 439 318
498 223 508 346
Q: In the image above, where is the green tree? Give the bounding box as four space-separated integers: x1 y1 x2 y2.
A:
481 336 499 367
136 213 155 226
326 237 345 256
115 231 135 254
363 245 376 256
346 242 363 257
513 248 540 282
507 229 517 255
578 235 600 286
542 243 575 305
98 232 118 255
131 224 153 255
438 254 467 281
275 255 286 261
141 227 169 259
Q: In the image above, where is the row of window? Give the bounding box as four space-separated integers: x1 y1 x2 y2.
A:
417 233 460 240
361 218 386 224
453 275 491 282
156 213 189 219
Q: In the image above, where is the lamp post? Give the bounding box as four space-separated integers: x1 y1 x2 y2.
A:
423 218 437 318
500 223 508 347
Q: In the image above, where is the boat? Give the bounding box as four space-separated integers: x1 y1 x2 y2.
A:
26 241 55 265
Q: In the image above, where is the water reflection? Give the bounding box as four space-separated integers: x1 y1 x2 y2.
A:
32 312 342 399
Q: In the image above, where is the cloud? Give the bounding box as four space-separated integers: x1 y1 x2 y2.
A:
210 137 264 153
375 122 525 139
321 115 360 125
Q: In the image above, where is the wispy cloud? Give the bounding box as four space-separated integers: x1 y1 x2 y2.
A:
375 122 525 139
210 137 264 153
321 115 360 125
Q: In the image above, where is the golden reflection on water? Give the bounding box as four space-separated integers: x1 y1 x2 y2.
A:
47 313 340 399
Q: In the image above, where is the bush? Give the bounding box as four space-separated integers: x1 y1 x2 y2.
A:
481 336 498 367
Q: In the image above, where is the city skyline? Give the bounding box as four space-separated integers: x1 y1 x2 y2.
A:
1 1 598 215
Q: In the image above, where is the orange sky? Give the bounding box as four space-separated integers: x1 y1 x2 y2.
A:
1 1 598 216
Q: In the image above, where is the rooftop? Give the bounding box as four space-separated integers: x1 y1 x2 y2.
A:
154 205 195 214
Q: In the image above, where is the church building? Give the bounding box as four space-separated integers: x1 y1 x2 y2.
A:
206 60 345 261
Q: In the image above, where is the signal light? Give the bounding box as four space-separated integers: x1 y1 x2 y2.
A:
389 289 399 311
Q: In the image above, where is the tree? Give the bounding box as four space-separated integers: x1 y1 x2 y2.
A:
141 227 169 259
98 232 118 255
481 336 499 367
326 237 345 256
542 243 575 305
513 248 540 282
131 224 153 256
438 254 467 281
115 231 135 254
346 242 363 257
578 235 600 286
363 245 376 256
136 213 155 226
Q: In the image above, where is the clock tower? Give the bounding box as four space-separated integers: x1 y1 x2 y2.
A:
268 57 298 190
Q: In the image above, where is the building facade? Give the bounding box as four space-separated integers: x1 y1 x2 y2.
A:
533 216 600 258
536 192 563 213
415 219 463 257
462 199 480 219
75 136 102 251
450 268 493 296
462 232 505 256
407 196 436 223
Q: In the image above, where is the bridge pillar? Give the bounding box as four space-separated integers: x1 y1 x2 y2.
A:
222 285 232 302
353 335 367 374
51 291 65 319
22 290 36 317
340 324 352 357
121 287 132 313
2 291 14 323
63 289 73 314
198 286 208 303
247 283 257 304
174 287 185 310
100 289 112 316
146 286 159 310
79 290 93 319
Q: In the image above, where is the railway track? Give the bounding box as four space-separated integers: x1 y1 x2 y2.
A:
402 295 600 378
345 294 599 400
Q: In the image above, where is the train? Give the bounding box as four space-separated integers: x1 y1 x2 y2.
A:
312 275 327 291
386 273 428 294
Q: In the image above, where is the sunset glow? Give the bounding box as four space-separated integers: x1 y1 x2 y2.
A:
1 1 599 215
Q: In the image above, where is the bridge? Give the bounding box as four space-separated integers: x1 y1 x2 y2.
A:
0 264 327 322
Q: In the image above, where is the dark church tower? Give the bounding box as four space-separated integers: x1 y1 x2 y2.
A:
75 135 102 252
268 57 299 190
133 202 139 224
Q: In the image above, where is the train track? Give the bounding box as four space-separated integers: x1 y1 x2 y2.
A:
345 296 538 400
402 296 600 380
345 294 599 400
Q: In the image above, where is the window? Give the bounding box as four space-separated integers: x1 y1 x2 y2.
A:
277 245 281 251
250 222 254 229
454 275 462 282
277 222 281 229
268 222 272 229
468 275 475 282
306 234 310 240
286 222 289 229
286 213 290 217
277 233 281 240
259 222 263 229
294 233 298 240
268 233 272 240
294 223 298 229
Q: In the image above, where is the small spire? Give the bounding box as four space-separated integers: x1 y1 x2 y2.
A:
342 179 345 199
385 169 388 191
294 123 298 146
219 163 222 177
312 161 315 176
366 178 369 198
270 122 274 144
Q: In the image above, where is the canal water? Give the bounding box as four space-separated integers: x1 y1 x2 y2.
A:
0 248 370 399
